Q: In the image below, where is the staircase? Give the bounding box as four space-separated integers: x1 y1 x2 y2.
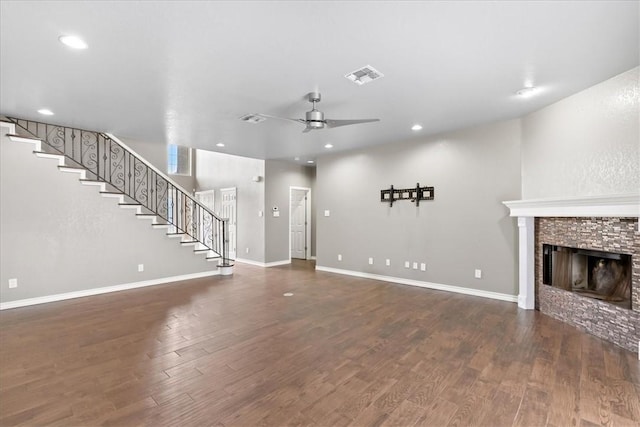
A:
3 117 232 272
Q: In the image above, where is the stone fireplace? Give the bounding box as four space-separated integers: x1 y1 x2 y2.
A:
504 194 640 354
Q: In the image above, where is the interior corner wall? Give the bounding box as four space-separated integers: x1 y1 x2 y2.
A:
264 160 315 263
521 66 640 199
195 150 265 263
0 130 214 304
316 119 522 296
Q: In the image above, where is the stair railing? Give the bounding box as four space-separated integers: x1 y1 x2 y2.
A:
6 117 231 266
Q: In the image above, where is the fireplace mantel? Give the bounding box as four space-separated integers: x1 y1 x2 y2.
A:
503 193 640 218
503 193 640 310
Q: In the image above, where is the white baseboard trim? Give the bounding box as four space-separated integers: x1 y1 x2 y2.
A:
315 265 517 303
310 256 317 260
0 270 219 310
235 258 291 268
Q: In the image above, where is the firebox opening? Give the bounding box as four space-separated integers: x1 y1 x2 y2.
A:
543 244 632 309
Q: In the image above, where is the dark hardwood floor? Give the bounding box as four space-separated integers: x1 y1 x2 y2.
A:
1 260 638 426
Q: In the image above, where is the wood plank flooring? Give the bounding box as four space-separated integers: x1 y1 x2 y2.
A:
1 260 639 426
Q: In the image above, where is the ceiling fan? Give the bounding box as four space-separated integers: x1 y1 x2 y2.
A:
258 92 380 133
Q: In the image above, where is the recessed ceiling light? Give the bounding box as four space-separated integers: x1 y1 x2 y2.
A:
37 109 54 116
307 160 314 164
58 35 88 49
216 143 225 147
516 86 540 98
411 124 422 131
324 143 333 149
294 157 300 161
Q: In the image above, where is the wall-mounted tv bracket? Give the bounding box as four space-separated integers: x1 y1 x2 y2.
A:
380 183 434 207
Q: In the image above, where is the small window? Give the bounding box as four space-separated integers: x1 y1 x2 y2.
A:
167 144 191 176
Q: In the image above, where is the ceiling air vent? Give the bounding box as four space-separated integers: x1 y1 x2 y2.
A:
345 65 384 85
240 113 267 124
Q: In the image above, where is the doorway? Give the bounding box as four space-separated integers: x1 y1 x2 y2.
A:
220 187 237 260
290 187 311 260
194 190 216 250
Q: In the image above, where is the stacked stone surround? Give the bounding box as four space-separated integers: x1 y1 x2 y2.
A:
535 217 639 353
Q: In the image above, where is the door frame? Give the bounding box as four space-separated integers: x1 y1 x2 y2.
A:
289 186 312 261
220 187 237 260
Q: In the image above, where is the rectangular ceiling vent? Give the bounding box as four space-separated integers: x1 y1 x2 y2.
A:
240 113 267 124
345 65 384 85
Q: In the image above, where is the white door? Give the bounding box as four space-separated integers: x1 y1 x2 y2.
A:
220 187 237 260
195 190 216 250
195 190 215 211
290 188 308 259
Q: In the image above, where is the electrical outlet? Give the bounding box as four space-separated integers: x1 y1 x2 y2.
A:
8 278 17 289
404 261 410 268
385 259 391 266
338 254 342 261
412 262 418 270
258 211 263 217
368 257 374 265
420 263 426 271
324 210 330 217
138 264 144 272
475 269 482 279
246 248 250 254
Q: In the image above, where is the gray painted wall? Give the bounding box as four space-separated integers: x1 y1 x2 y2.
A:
264 160 315 263
0 129 214 303
521 67 639 199
316 120 522 296
195 150 266 263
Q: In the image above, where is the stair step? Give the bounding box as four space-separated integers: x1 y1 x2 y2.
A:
8 134 41 145
180 240 198 245
58 166 87 178
166 233 185 238
34 151 65 165
99 192 126 202
58 165 85 171
119 203 141 207
151 223 171 228
193 249 210 253
79 179 105 186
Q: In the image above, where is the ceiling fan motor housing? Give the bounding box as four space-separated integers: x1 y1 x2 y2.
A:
306 109 325 129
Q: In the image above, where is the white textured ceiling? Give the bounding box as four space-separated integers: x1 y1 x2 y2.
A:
1 1 638 162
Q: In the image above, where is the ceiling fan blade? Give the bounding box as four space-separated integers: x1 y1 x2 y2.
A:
302 126 313 133
257 113 306 125
324 118 380 128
